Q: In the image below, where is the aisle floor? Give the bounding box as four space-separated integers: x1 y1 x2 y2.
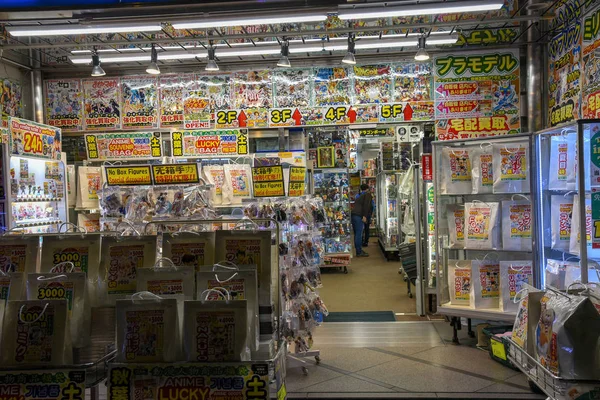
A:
318 238 417 314
286 321 543 399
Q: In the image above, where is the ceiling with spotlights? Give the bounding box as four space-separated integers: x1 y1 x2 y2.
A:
0 0 558 75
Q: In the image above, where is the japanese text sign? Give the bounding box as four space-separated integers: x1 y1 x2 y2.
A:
85 132 162 160
171 129 248 157
9 117 62 160
252 165 285 197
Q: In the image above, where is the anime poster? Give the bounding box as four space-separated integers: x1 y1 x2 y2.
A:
434 49 521 140
121 75 159 129
391 15 431 34
354 104 379 123
183 80 212 130
0 79 23 119
197 74 232 111
314 67 351 106
582 4 600 118
83 78 121 130
392 63 433 102
45 79 83 131
231 70 272 109
353 65 392 104
273 69 312 108
158 74 189 128
548 0 582 127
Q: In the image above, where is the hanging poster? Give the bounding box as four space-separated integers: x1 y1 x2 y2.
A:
232 70 272 109
83 78 121 130
121 75 158 129
1 78 23 120
252 165 285 197
171 129 248 157
0 369 86 400
582 5 600 118
434 49 521 140
107 363 269 400
158 74 188 128
9 117 62 160
183 87 212 130
44 79 83 131
548 0 583 127
353 65 392 104
314 67 351 106
392 63 432 102
273 69 312 108
197 74 232 111
85 132 162 160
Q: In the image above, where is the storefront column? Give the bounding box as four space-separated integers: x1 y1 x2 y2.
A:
29 39 44 123
526 5 545 132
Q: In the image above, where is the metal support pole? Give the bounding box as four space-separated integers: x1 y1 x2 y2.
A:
28 38 44 123
526 5 545 132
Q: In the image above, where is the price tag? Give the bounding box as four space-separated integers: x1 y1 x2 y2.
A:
152 163 199 185
490 338 507 361
105 166 152 186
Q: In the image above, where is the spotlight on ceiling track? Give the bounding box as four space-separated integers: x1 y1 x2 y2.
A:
146 44 161 75
342 34 356 65
415 36 430 61
205 45 219 71
277 39 291 68
91 49 106 77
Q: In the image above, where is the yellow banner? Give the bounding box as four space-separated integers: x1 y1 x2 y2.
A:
105 166 152 186
252 165 284 183
254 181 285 197
289 181 305 197
289 166 306 182
152 163 199 185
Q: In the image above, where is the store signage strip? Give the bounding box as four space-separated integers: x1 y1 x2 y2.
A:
85 132 162 161
9 117 62 160
252 165 285 198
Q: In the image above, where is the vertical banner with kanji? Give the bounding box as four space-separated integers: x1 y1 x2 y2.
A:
433 49 521 140
582 3 600 118
548 0 583 126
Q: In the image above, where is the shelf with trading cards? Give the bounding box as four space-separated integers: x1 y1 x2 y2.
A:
432 133 538 341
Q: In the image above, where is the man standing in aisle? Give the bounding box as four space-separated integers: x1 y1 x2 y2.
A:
352 184 373 257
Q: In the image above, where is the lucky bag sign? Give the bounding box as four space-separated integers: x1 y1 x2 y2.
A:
171 129 248 157
9 117 62 160
85 132 162 160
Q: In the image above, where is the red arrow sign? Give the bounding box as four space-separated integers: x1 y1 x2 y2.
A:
238 110 247 127
347 107 357 123
292 108 302 125
403 103 413 121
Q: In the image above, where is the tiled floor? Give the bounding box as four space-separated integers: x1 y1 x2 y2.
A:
285 321 544 399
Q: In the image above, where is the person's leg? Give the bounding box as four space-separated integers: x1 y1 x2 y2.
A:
363 217 371 246
351 214 364 256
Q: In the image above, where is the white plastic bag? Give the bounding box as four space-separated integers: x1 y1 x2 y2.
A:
471 259 500 309
66 164 76 207
493 142 530 193
549 134 577 190
0 272 23 301
447 260 471 306
446 204 465 249
464 202 500 250
440 147 472 195
77 166 102 209
545 259 579 290
161 232 216 270
469 145 494 194
223 164 252 205
569 195 597 257
551 195 573 252
203 165 227 205
183 297 248 362
499 261 534 312
502 199 533 251
115 293 181 363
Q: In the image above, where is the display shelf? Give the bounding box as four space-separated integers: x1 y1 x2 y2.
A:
442 246 533 253
15 218 62 226
12 197 62 202
438 304 516 322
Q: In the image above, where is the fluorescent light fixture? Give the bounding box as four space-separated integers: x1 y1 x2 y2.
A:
172 12 326 29
206 46 219 71
7 21 162 37
146 44 160 75
338 0 504 19
91 52 106 77
70 50 206 64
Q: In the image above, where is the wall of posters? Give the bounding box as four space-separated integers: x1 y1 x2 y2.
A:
434 49 521 140
1 78 23 121
121 75 158 129
83 78 121 131
45 79 83 131
171 129 249 157
548 0 583 127
273 69 312 108
158 74 189 128
9 117 62 160
85 132 162 160
582 4 600 118
314 67 351 106
353 65 392 104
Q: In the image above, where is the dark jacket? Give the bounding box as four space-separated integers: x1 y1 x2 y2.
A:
352 191 373 218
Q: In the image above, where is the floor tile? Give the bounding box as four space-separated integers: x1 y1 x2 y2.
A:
355 357 494 392
373 344 445 357
412 345 521 380
475 382 533 393
312 346 399 372
303 374 395 393
285 363 343 392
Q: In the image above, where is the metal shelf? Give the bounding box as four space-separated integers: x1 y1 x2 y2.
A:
13 197 62 202
438 304 516 322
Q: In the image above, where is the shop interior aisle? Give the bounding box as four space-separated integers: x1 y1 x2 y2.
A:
319 238 417 315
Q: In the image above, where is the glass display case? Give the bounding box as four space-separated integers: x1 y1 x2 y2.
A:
313 168 352 257
377 171 402 250
534 120 600 287
433 133 537 322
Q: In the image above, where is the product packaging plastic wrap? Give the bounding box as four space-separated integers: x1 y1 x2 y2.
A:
545 259 581 290
183 298 248 362
66 164 76 206
536 290 600 379
161 232 216 269
1 299 71 366
203 165 227 205
446 204 465 249
464 202 501 250
77 166 102 209
440 147 472 195
0 272 24 301
470 259 500 309
469 145 494 194
551 195 574 252
196 264 259 351
447 260 472 306
223 164 252 205
115 294 181 363
569 195 596 257
499 261 534 312
549 134 577 190
493 142 530 193
502 199 533 251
